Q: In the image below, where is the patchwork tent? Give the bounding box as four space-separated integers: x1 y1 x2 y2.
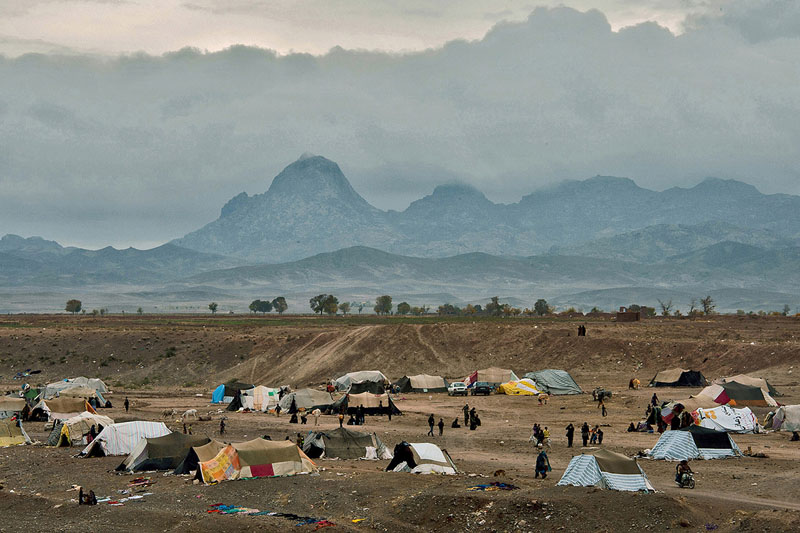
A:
81 421 171 457
46 412 114 446
42 377 108 399
278 389 337 413
497 378 540 396
0 397 26 419
768 405 800 432
32 397 96 421
117 433 211 472
648 426 741 460
174 439 227 475
211 382 254 404
693 405 758 433
334 392 401 416
0 420 31 447
198 439 316 484
464 367 518 387
714 374 780 397
394 375 448 393
227 386 280 412
523 369 583 395
697 383 778 407
386 442 457 474
649 368 706 387
333 371 388 392
303 427 392 460
557 449 654 492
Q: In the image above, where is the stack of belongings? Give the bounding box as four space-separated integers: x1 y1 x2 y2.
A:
497 378 540 396
196 439 316 484
81 421 171 457
117 433 211 472
303 427 392 460
523 369 583 395
385 442 457 474
648 426 742 460
557 449 654 491
46 411 114 446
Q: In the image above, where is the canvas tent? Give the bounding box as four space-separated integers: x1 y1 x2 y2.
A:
46 412 114 446
333 371 388 392
278 389 337 413
464 367 518 387
174 439 227 475
333 392 401 416
497 378 540 396
649 368 706 387
0 396 26 419
386 442 457 474
347 380 387 395
557 449 654 492
648 426 741 460
117 433 211 472
211 382 254 404
81 421 171 457
714 374 780 397
524 369 583 395
394 375 447 393
693 405 758 433
303 427 392 460
227 386 280 412
768 405 800 432
32 397 96 421
198 439 316 484
697 383 778 407
0 420 31 447
42 377 108 399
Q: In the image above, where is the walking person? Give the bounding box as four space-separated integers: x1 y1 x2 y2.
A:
651 393 659 407
565 423 575 448
581 422 590 447
463 404 470 426
597 428 604 445
124 396 130 413
542 426 551 449
219 418 225 436
534 445 551 479
427 414 435 436
590 425 598 445
600 400 608 417
312 408 321 426
438 418 444 436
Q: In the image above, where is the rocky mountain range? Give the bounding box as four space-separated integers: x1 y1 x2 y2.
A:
174 154 800 263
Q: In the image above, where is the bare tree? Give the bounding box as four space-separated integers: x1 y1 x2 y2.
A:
657 299 673 317
700 295 715 315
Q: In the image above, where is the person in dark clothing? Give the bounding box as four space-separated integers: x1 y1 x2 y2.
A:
790 431 799 441
597 428 604 445
427 414 435 436
183 422 187 434
219 418 225 435
275 405 282 417
438 418 444 436
601 402 608 417
651 393 659 407
300 412 308 424
388 407 392 422
358 405 365 425
289 413 299 424
463 404 470 426
627 422 636 432
451 418 461 428
581 422 590 447
565 423 575 447
124 397 130 413
534 447 551 479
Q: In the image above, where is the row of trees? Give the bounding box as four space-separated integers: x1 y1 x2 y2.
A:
247 297 288 315
308 294 393 315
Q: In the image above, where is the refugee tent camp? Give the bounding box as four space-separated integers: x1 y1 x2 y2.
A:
31 397 96 421
394 375 448 393
386 442 457 474
714 374 780 397
334 392 401 416
211 382 254 404
81 421 171 457
523 369 583 395
278 389 337 413
117 433 211 472
697 383 778 407
46 412 114 446
0 396 26 419
648 426 742 460
333 371 388 392
42 377 108 399
303 427 392 460
0 420 31 447
464 367 518 387
497 378 540 396
649 368 706 387
557 449 654 492
227 386 280 412
693 405 758 433
174 439 227 475
197 439 316 484
767 405 800 432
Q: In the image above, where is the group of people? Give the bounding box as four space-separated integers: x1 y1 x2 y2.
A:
83 423 104 443
529 424 551 448
462 404 481 430
427 414 445 436
580 422 604 446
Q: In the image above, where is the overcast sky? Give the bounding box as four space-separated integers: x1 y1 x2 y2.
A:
1 0 799 249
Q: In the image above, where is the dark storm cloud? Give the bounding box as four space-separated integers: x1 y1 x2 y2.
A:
0 5 798 248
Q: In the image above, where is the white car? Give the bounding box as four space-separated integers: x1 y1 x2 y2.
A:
448 382 468 396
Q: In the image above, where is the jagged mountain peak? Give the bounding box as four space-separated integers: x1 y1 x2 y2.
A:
266 154 357 198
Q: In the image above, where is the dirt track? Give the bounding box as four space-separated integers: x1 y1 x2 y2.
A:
1 314 799 531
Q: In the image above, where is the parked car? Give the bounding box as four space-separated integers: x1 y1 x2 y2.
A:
471 382 492 395
447 382 468 396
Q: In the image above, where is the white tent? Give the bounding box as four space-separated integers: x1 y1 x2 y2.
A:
49 411 114 446
694 405 758 433
386 442 457 474
239 386 280 411
557 449 654 492
43 377 108 399
81 421 171 457
333 371 388 391
648 426 741 460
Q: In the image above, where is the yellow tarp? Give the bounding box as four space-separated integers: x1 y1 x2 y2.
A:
497 378 540 396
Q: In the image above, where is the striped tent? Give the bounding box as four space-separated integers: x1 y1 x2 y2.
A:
386 442 457 474
648 426 741 460
198 439 316 484
557 449 654 492
81 421 171 457
497 378 540 396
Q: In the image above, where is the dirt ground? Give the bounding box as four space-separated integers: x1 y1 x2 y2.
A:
1 314 799 532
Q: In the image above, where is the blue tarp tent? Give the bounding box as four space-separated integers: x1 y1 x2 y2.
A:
211 385 226 404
